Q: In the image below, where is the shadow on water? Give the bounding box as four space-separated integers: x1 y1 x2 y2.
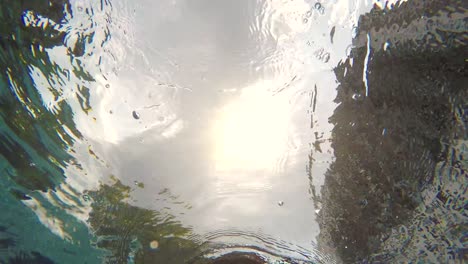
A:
0 0 466 263
312 0 467 263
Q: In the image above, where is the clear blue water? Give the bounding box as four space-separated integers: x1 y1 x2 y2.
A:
0 0 466 263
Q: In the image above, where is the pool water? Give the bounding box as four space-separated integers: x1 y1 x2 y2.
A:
0 0 466 263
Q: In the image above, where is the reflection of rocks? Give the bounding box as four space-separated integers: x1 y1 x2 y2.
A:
209 252 266 264
0 0 86 192
7 251 55 264
313 1 467 263
0 1 110 262
85 177 200 263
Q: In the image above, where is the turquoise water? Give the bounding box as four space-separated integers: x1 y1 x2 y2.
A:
0 0 467 263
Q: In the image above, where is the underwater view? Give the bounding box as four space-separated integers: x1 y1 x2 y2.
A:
0 0 466 263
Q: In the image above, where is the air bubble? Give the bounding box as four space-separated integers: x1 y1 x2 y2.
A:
149 240 159 249
132 111 140 119
359 199 368 207
306 11 312 18
323 53 330 63
303 18 309 24
314 48 330 63
278 201 284 206
134 181 144 188
383 41 390 51
382 128 387 135
314 2 322 10
105 84 110 88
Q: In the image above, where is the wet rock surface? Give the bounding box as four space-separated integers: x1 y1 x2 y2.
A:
313 0 467 263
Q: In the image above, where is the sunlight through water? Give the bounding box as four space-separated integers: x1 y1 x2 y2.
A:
212 80 290 171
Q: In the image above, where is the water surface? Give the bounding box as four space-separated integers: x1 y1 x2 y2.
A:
0 0 466 263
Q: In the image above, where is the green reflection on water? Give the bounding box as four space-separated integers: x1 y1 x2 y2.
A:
0 1 200 263
85 177 200 263
0 0 80 192
0 0 100 262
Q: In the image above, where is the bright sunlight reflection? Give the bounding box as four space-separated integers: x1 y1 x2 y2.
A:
213 80 290 171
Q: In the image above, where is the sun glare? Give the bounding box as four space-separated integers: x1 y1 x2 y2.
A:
212 80 290 171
